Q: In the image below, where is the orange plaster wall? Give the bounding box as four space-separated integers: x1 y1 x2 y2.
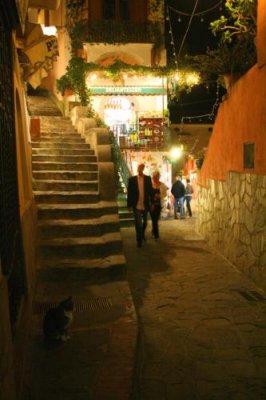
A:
199 64 266 186
258 0 266 66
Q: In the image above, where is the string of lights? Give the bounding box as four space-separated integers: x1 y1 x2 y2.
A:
165 5 178 67
165 1 223 125
180 82 221 124
168 0 223 19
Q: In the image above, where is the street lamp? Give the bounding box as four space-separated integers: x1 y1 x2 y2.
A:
169 146 183 161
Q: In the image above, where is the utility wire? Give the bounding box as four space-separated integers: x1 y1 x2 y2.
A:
178 0 200 57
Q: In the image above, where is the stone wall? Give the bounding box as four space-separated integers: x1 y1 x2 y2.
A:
196 172 266 290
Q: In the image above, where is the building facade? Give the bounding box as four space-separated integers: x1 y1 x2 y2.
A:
196 0 266 290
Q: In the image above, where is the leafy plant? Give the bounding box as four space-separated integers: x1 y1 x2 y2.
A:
56 75 73 95
188 38 256 79
210 0 257 43
188 0 257 86
56 57 91 106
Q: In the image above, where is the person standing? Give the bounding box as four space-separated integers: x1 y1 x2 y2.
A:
171 175 185 219
150 170 168 240
127 163 152 248
185 178 194 217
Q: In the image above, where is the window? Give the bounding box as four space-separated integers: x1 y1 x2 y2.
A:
102 0 130 20
103 0 115 19
120 0 130 20
243 142 255 169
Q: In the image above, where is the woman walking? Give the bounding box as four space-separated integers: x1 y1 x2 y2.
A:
150 170 168 239
185 178 194 217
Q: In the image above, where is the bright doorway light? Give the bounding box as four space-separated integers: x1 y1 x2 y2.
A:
41 25 57 36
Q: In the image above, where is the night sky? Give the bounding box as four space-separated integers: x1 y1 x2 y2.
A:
165 0 225 123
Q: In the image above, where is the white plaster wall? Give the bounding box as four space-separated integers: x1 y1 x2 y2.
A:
86 43 154 65
92 95 167 121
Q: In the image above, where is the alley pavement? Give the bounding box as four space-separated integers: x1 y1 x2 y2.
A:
124 217 266 400
24 216 266 400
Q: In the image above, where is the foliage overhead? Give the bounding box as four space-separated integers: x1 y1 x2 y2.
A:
210 0 257 43
188 0 257 85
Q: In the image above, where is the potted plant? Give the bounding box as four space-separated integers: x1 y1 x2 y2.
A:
56 75 73 96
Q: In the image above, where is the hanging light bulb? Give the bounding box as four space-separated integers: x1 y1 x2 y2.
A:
178 17 181 22
200 17 204 22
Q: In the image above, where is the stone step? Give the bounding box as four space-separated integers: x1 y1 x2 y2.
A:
29 97 126 279
32 141 89 150
34 190 99 204
32 154 97 162
33 179 98 191
40 123 73 129
37 202 118 220
32 161 98 171
38 132 81 139
39 118 73 126
118 209 133 220
39 132 79 138
118 209 134 227
38 215 120 238
39 232 123 259
39 115 71 120
117 198 127 207
39 115 72 122
119 218 135 228
33 170 98 181
31 136 85 144
37 254 126 281
32 148 95 156
27 97 62 116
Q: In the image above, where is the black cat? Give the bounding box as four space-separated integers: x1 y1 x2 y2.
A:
43 296 74 342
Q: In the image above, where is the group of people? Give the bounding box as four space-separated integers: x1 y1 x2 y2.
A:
171 174 193 220
127 163 194 248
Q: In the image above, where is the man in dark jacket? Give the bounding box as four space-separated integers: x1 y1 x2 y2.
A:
171 175 185 219
127 163 152 247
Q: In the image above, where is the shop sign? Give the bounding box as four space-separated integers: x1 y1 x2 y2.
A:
90 87 167 95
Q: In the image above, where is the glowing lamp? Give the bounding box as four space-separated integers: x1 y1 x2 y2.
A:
170 146 182 161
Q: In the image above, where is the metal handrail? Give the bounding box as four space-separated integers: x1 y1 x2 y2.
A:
109 131 132 193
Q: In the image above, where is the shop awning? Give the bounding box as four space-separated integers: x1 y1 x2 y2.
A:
90 87 167 95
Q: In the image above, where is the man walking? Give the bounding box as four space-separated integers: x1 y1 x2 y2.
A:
127 163 152 248
171 175 185 219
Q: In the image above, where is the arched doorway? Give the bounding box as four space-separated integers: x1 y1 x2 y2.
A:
103 96 135 136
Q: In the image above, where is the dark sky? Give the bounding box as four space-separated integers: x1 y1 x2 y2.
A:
165 0 225 123
166 0 223 56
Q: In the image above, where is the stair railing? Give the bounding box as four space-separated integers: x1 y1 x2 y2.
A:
109 131 132 194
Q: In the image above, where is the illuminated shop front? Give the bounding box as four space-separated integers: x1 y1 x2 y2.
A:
89 77 168 146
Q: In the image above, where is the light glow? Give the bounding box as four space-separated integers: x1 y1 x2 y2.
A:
169 146 183 161
41 25 57 36
186 72 200 86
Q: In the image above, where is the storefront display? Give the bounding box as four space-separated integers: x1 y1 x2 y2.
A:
138 117 168 146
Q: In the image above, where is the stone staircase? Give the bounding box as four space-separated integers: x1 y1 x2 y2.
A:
117 190 134 227
29 96 126 280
